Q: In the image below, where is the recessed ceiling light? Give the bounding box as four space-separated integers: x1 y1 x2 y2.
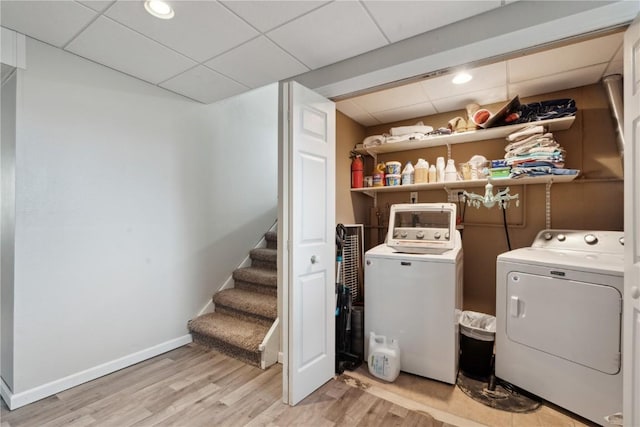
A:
144 0 174 19
452 72 472 85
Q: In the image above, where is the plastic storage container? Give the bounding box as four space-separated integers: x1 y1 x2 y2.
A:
368 332 400 382
459 311 496 380
385 161 402 175
386 174 401 186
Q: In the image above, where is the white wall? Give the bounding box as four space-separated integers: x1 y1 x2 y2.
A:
4 38 277 406
1 67 17 391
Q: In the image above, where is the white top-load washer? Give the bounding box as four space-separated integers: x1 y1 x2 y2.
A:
496 229 624 425
365 203 463 384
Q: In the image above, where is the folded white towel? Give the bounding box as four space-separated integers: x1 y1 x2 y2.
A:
363 135 385 148
386 132 426 143
506 125 546 142
505 133 554 152
390 125 433 136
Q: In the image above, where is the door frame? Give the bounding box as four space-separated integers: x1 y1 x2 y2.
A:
278 8 640 406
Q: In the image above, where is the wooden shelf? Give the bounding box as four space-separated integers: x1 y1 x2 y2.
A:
355 116 575 155
351 173 579 197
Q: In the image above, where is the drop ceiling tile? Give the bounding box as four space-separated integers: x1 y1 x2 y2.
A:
77 1 114 13
66 16 197 84
160 65 249 104
105 0 258 62
336 100 381 126
421 62 507 101
350 81 428 113
221 1 330 32
508 63 608 99
0 0 97 47
431 86 507 114
363 0 501 43
205 37 309 88
267 1 388 69
508 32 624 83
371 102 438 124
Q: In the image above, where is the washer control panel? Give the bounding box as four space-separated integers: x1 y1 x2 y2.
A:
386 203 457 254
532 229 624 254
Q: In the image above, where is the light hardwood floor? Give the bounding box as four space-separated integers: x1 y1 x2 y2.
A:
0 344 592 427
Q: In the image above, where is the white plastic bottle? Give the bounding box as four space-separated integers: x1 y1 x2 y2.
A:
401 161 414 185
436 157 445 182
414 158 429 183
428 164 437 183
445 159 457 182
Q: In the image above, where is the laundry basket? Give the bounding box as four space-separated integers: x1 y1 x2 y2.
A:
459 311 496 380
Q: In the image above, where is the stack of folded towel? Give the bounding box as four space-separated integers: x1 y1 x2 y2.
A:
505 125 579 178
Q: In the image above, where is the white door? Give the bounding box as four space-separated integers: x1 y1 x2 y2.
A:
281 81 335 405
623 15 640 427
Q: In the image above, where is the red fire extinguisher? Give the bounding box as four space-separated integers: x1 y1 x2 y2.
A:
351 154 363 188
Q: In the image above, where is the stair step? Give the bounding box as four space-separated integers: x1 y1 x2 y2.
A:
250 248 277 270
233 267 277 288
188 312 269 367
265 231 277 249
213 288 276 325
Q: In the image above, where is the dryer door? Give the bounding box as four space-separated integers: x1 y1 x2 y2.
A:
506 272 621 374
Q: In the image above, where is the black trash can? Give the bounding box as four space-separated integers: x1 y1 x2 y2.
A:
459 311 496 380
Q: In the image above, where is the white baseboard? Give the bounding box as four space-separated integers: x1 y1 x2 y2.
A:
0 334 192 410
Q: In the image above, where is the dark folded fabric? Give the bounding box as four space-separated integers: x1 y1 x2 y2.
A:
515 99 577 124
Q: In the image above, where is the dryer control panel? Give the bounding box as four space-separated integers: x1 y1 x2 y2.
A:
532 229 624 254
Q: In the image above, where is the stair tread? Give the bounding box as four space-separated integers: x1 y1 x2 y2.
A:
250 247 277 260
233 267 277 287
189 312 269 353
265 231 277 241
214 288 277 320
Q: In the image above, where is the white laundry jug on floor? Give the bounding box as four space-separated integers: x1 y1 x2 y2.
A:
368 332 400 382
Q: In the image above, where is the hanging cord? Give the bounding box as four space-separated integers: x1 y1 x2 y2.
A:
502 201 512 251
456 192 467 238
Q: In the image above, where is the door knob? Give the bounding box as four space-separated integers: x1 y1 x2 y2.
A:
310 255 318 264
632 286 640 300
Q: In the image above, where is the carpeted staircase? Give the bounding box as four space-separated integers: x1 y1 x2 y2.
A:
188 230 278 367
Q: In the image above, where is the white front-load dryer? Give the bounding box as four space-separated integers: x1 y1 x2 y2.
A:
496 230 624 426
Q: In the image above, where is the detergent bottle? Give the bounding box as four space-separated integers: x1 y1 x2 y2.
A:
351 154 364 188
401 161 414 185
368 332 400 382
444 159 458 182
414 158 429 183
372 163 386 187
428 164 437 183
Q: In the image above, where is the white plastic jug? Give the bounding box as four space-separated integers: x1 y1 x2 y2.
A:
368 332 401 382
436 157 445 183
401 161 414 185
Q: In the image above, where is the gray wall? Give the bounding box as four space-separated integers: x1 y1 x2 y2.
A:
4 37 277 403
